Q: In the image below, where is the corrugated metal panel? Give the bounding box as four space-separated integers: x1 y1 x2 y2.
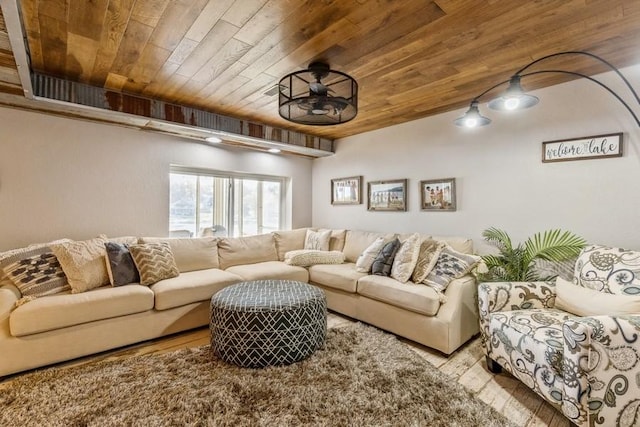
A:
31 73 333 154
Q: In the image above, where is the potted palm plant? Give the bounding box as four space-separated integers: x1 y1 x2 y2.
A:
478 227 586 282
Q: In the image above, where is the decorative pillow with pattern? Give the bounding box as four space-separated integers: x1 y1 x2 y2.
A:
304 229 332 251
51 236 110 293
411 239 445 283
423 245 480 292
573 244 640 295
355 237 386 273
284 250 345 267
3 252 70 299
129 242 179 286
105 242 140 286
0 239 71 289
390 233 422 283
371 238 401 277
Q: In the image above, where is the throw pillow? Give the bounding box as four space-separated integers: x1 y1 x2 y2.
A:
284 250 345 267
423 245 480 292
129 242 179 286
304 229 332 251
0 239 71 289
411 239 446 283
390 233 422 283
50 236 110 293
355 237 386 273
3 252 70 298
555 276 640 316
104 242 140 286
371 238 401 276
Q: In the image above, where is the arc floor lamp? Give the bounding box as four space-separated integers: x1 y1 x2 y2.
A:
454 51 640 128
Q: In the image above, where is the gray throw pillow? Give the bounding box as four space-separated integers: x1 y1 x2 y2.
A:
105 242 140 286
371 239 401 277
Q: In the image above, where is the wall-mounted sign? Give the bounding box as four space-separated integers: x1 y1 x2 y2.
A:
542 133 623 163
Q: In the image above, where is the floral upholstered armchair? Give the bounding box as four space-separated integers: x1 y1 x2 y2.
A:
478 244 640 427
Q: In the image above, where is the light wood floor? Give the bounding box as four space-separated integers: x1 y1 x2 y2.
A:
0 313 570 426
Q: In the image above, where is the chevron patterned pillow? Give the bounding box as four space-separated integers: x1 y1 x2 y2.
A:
129 242 179 286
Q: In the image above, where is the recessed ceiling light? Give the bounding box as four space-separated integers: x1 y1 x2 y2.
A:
268 148 281 153
205 136 222 143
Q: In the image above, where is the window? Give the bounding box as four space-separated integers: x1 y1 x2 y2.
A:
169 167 285 237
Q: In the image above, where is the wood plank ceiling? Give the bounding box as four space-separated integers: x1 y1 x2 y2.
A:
7 0 640 140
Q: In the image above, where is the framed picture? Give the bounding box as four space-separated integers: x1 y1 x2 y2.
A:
420 178 456 211
367 179 407 211
331 176 362 205
542 133 623 163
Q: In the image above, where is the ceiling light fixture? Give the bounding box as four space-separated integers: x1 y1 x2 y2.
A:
267 148 281 153
454 51 640 128
278 62 358 126
205 136 222 143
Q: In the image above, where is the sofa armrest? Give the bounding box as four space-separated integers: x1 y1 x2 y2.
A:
478 281 555 356
0 284 19 318
561 314 640 426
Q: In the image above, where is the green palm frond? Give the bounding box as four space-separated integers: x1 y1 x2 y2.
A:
524 229 586 264
481 227 586 282
481 227 513 253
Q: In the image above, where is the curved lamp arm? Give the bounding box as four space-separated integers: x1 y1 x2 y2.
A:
515 51 640 106
520 69 640 127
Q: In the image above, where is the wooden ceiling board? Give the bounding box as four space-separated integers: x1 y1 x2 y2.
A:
7 0 640 140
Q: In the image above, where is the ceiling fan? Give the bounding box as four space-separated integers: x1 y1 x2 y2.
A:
278 62 358 126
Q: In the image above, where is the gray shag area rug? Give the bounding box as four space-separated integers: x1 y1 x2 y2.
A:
1 323 513 427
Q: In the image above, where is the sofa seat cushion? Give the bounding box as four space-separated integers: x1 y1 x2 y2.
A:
308 263 366 293
225 261 309 282
488 308 577 377
356 276 441 316
150 269 243 310
10 285 154 337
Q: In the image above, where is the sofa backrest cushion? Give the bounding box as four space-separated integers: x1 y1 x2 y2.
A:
272 228 309 261
555 276 640 315
217 233 278 270
343 230 396 263
573 244 640 295
139 237 219 273
431 236 474 254
319 229 347 252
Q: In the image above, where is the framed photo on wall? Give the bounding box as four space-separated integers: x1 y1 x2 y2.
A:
367 179 407 211
331 176 362 205
420 178 456 211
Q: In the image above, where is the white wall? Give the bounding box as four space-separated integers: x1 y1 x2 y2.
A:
0 107 313 251
313 64 640 253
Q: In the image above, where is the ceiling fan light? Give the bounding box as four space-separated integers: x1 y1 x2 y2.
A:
278 62 358 126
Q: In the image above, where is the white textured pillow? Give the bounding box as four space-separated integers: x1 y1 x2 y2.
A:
355 237 386 273
391 233 422 283
304 229 331 251
284 250 345 267
51 236 110 293
555 277 640 316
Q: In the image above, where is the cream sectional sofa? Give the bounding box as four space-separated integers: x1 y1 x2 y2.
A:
0 229 479 377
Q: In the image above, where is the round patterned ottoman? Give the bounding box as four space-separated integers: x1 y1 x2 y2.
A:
209 280 327 368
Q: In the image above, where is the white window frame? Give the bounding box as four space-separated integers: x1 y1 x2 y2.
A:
170 165 287 236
